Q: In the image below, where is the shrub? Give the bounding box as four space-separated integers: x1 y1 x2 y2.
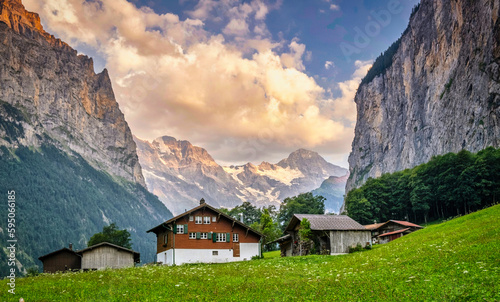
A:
348 243 364 253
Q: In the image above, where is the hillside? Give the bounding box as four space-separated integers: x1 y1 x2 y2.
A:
346 0 500 193
0 0 173 276
312 175 348 213
135 136 348 214
0 142 172 276
4 204 499 301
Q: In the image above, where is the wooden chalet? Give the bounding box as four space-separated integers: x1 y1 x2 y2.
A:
276 214 371 256
38 244 81 273
147 199 263 265
364 220 423 244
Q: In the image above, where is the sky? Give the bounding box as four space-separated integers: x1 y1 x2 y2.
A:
24 0 419 167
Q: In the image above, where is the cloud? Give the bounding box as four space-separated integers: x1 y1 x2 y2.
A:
325 61 334 70
280 38 307 71
324 60 372 124
330 4 340 11
24 0 361 164
223 18 249 36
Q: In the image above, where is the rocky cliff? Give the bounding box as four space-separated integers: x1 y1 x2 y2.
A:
0 0 173 274
0 0 145 186
135 136 348 214
346 0 500 193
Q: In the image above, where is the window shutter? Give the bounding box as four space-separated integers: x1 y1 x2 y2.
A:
226 233 230 242
184 224 188 233
208 232 212 240
173 224 177 234
196 232 201 239
212 233 217 242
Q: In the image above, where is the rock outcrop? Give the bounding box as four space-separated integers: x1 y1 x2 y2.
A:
135 136 348 214
346 0 500 193
0 0 145 186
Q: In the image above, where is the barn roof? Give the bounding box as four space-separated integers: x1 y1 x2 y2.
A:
77 242 140 263
285 214 368 232
38 247 80 261
147 201 263 238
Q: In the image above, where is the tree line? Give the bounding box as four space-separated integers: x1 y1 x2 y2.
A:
220 193 326 251
345 147 500 225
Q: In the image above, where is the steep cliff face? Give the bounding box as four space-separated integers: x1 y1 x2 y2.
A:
0 0 145 186
346 0 500 193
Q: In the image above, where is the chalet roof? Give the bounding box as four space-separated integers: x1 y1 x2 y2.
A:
363 222 385 230
147 202 264 238
364 220 423 231
285 214 368 232
38 247 80 261
390 220 423 228
378 227 411 237
77 242 140 263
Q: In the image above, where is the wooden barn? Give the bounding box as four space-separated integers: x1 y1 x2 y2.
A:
278 214 371 256
38 244 81 273
364 220 423 244
78 242 140 270
147 199 263 265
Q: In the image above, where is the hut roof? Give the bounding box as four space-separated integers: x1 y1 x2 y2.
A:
285 214 368 232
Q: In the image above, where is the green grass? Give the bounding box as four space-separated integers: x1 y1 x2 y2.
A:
2 205 500 301
263 250 280 258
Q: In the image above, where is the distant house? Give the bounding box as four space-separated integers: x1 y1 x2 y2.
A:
147 199 263 265
78 242 140 270
38 244 81 273
277 214 371 256
39 242 140 273
364 220 423 244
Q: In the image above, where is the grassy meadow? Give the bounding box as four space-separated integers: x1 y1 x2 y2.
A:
2 205 500 301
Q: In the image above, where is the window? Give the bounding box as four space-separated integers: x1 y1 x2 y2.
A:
212 216 217 222
189 215 194 221
200 232 208 239
177 224 184 234
216 233 226 242
204 216 211 224
163 234 168 245
212 251 218 256
233 233 239 242
195 216 202 224
189 233 196 239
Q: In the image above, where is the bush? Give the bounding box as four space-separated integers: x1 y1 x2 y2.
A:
348 244 364 253
26 266 40 277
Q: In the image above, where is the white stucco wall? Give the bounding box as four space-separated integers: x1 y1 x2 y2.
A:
157 243 260 265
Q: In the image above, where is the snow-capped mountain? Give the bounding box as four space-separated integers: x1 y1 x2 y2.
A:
135 136 348 214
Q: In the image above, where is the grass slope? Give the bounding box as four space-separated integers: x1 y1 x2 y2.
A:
2 205 499 301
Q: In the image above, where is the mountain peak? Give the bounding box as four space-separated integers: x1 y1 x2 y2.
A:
277 148 348 178
1 0 44 34
278 149 324 168
0 0 73 52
